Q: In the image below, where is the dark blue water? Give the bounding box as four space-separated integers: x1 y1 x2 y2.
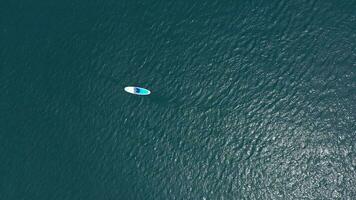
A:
1 0 356 199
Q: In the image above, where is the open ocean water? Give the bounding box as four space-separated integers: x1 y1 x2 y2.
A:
1 0 356 199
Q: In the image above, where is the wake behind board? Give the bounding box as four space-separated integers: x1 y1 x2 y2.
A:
124 86 151 95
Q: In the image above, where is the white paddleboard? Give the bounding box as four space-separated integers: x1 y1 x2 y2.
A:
124 86 151 95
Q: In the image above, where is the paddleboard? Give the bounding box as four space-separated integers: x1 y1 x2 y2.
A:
124 86 151 95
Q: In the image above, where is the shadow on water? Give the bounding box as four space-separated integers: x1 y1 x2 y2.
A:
147 93 182 108
148 93 226 112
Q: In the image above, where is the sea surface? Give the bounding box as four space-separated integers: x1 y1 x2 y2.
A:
1 0 356 199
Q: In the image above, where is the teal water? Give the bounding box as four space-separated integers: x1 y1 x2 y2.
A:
1 0 356 199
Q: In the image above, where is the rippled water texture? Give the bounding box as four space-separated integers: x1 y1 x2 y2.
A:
1 0 355 199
